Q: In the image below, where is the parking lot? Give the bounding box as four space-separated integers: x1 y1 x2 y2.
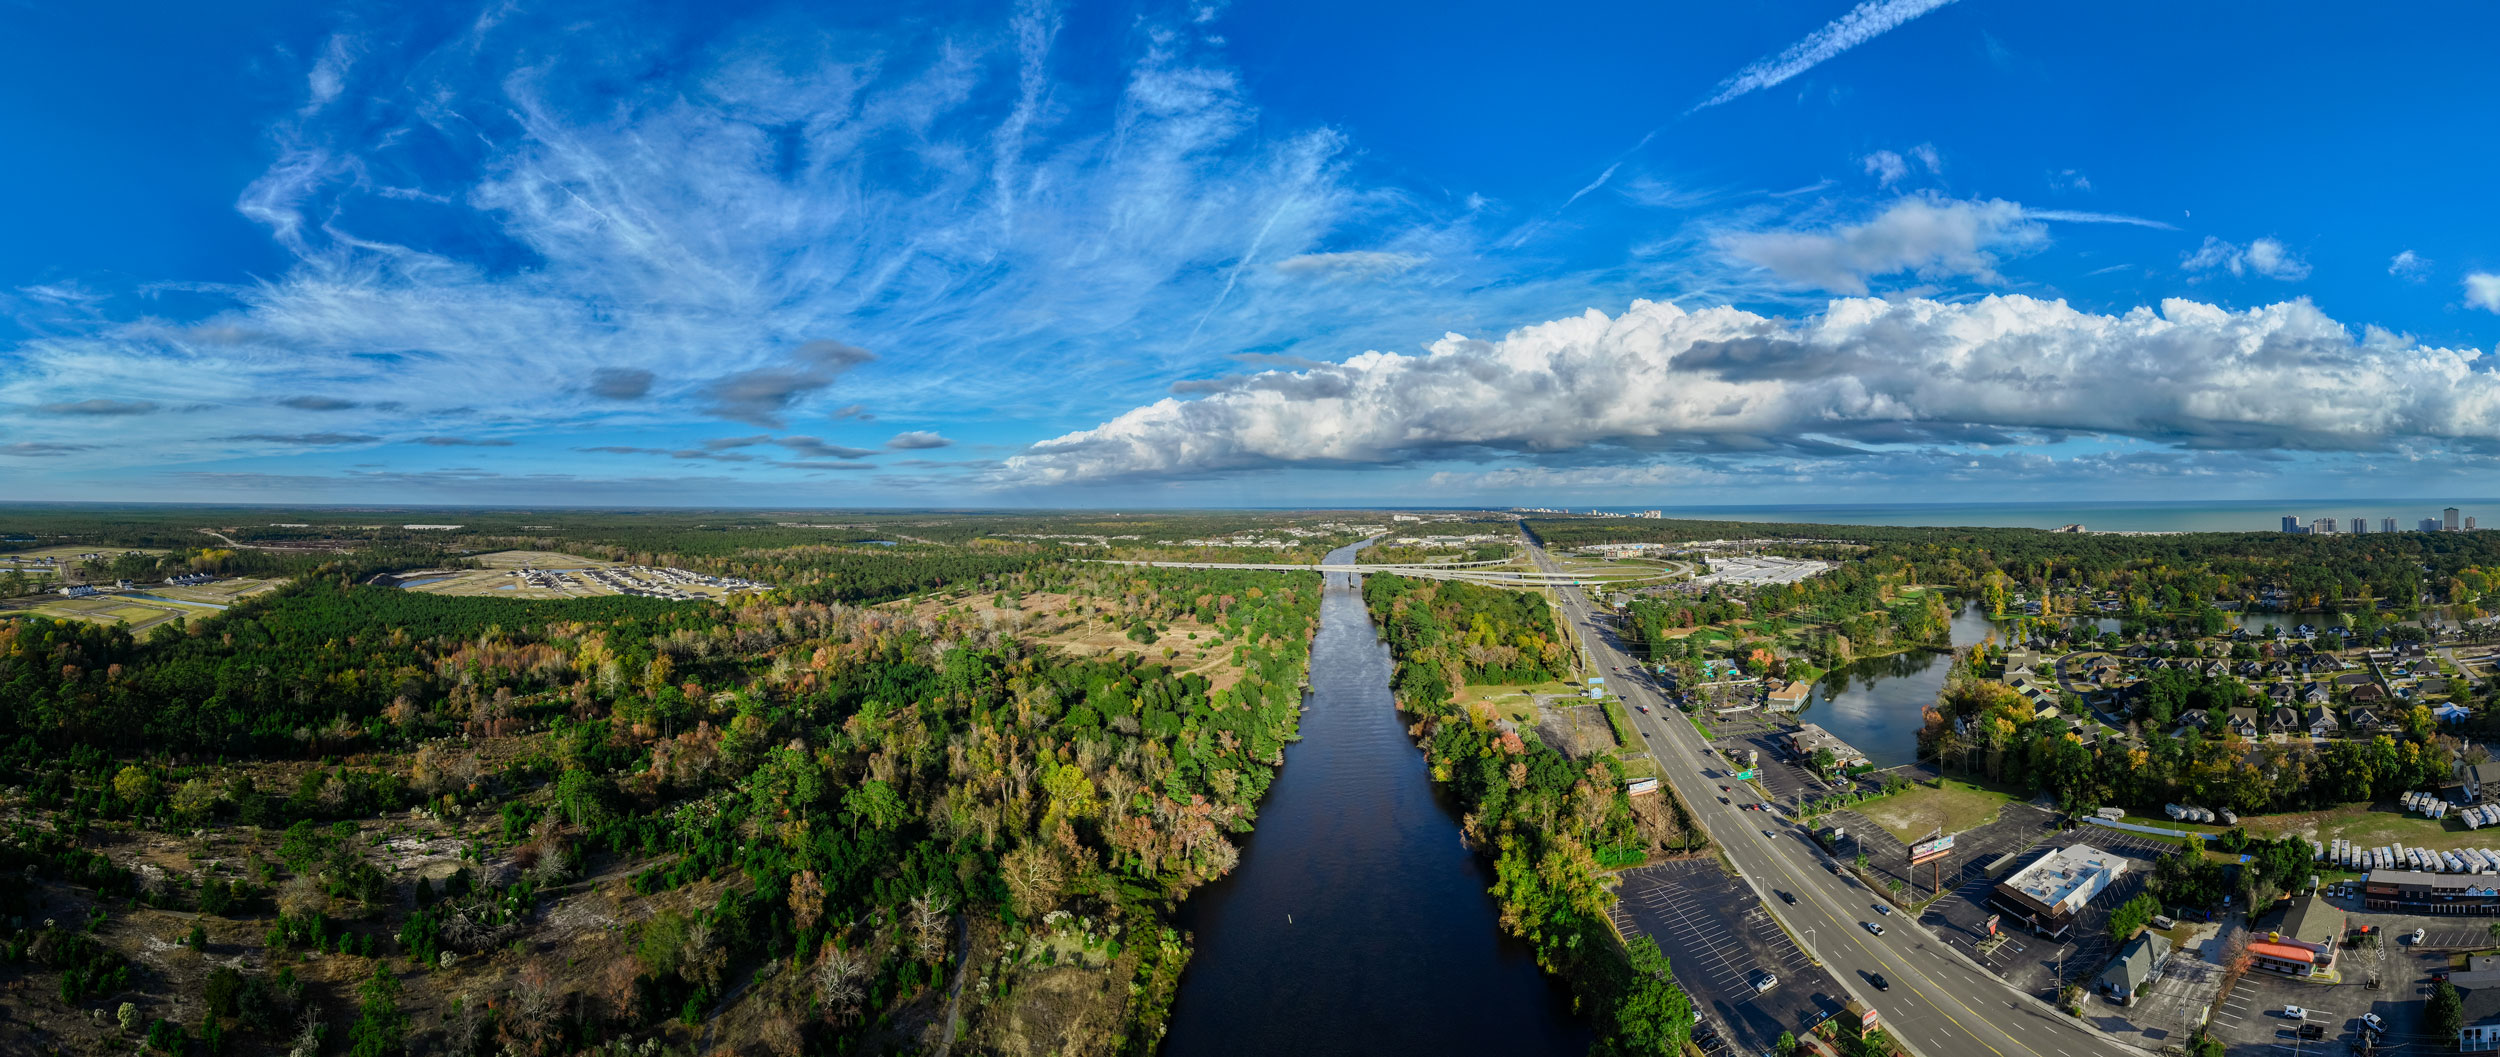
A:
1611 858 1847 1054
1837 799 2060 906
1915 826 2174 998
2207 960 2413 1056
1702 716 1832 807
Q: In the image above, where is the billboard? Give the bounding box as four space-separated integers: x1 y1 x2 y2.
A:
1908 833 1955 865
1984 913 2001 937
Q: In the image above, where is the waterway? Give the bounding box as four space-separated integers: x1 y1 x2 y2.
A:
1160 541 1590 1056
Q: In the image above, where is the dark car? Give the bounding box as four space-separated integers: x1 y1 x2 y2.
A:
1779 891 1797 905
1871 973 1889 991
2296 1024 2324 1041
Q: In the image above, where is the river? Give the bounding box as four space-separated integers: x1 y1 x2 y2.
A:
1160 541 1590 1056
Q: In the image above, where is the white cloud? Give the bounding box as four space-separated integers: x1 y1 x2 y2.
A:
1861 150 1908 187
1691 0 1961 112
1005 294 2500 485
2183 236 2311 280
1714 195 2043 294
2049 169 2092 193
2023 209 2176 230
2389 250 2430 281
2468 273 2500 314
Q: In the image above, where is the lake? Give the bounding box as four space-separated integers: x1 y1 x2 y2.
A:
1791 604 1997 768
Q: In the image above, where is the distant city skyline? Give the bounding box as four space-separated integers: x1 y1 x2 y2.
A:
4 2 2500 506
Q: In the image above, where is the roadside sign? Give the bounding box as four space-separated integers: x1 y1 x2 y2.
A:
1908 834 1955 865
1732 769 1758 780
1984 913 2000 937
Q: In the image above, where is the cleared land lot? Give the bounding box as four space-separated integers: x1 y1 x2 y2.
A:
1856 780 2017 843
1 593 200 632
144 577 281 605
396 552 763 601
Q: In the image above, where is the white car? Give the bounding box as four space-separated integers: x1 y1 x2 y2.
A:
1863 921 1885 936
2280 1005 2307 1020
2411 928 2427 944
2361 1013 2385 1032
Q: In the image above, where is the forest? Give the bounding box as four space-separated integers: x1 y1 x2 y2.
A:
0 522 1342 1057
1361 573 1695 1057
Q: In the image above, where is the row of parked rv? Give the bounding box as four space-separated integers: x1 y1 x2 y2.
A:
2164 802 2238 825
2461 804 2500 829
2320 836 2500 874
2404 790 2458 819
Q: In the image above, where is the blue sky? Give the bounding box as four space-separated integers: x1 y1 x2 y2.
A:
5 0 2500 508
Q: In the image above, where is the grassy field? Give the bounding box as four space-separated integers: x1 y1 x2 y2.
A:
146 578 282 605
1859 779 2018 843
1 593 200 632
1454 679 1580 723
2234 802 2500 854
0 544 167 562
468 549 619 570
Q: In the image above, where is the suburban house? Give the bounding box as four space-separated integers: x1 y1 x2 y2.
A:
2463 762 2500 804
2267 706 2303 735
2347 708 2383 734
2097 930 2171 1005
2305 706 2340 739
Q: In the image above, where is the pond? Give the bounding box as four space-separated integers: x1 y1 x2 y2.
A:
1791 603 1996 768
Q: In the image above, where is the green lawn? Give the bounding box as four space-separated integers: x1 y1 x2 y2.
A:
1858 779 2018 843
1455 679 1577 723
2239 802 2500 853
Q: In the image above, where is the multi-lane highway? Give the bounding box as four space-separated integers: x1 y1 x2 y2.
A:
1523 536 2141 1057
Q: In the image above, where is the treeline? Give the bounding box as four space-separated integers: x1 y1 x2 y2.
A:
1921 672 2457 814
1525 517 2500 616
1363 574 1693 1057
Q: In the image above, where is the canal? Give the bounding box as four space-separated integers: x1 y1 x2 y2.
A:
1160 541 1590 1056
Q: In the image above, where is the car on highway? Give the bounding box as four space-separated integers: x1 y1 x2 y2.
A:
2280 1005 2306 1020
1870 973 1889 991
1778 891 1797 905
1875 904 1892 915
1862 921 1884 936
1719 797 1730 805
1763 830 1775 838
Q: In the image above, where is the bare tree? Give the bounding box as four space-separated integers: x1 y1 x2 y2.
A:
910 891 953 962
816 945 867 1015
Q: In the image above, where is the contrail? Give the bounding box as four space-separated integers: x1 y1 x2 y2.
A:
2024 209 2179 231
1689 0 1960 113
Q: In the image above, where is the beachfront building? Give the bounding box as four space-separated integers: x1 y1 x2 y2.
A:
1992 845 2128 939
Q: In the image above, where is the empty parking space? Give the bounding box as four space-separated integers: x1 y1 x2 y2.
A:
1612 859 1847 1055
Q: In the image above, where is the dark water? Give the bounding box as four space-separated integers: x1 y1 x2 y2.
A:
1161 542 1591 1057
1794 604 1998 768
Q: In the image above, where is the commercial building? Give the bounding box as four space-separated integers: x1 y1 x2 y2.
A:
2451 507 2465 532
1992 845 2128 939
2313 517 2338 534
2353 515 2371 534
2249 894 2343 978
1785 723 1869 770
2096 930 2171 1004
2363 868 2500 915
2384 517 2400 533
2281 515 2304 534
1765 680 1813 712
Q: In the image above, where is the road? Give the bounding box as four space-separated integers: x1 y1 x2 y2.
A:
1522 535 2140 1057
1087 556 1686 587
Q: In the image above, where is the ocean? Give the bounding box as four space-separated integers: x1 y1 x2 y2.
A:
1568 499 2500 534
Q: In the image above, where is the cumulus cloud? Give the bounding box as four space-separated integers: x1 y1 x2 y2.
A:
886 430 952 450
2389 250 2430 281
1715 195 2042 294
2183 236 2311 280
1006 294 2500 485
37 399 159 416
2463 273 2500 314
587 368 655 400
1691 0 1960 112
699 341 876 427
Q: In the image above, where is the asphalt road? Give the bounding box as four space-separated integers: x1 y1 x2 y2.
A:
1524 535 2140 1057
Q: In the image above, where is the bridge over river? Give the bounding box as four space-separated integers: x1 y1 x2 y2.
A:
1083 556 1685 587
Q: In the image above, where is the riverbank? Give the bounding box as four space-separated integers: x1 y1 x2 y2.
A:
1362 571 1699 1054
